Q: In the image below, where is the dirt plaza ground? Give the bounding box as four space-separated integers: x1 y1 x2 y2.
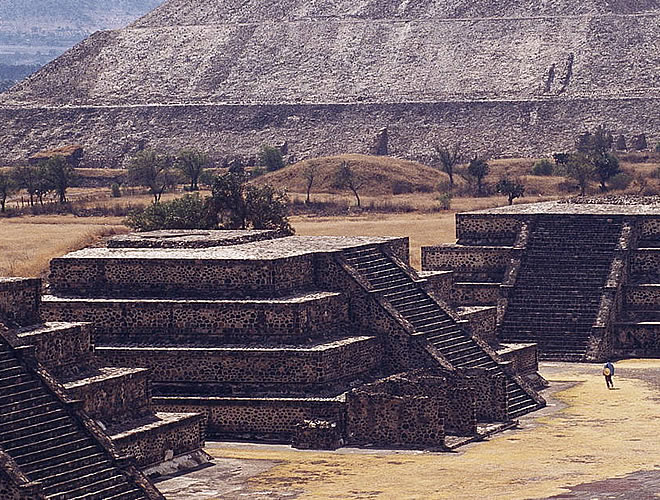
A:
155 360 660 499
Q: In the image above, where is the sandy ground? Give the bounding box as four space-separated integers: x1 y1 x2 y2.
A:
155 360 660 499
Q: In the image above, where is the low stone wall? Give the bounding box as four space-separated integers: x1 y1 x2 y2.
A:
614 323 660 355
457 306 498 346
64 368 152 424
347 391 445 448
630 249 660 280
16 323 94 377
625 284 660 309
422 245 512 274
96 336 382 385
496 344 539 377
154 397 345 439
454 369 508 423
455 214 524 245
0 278 40 327
452 283 501 306
419 271 453 304
110 413 206 468
49 254 315 298
43 292 348 339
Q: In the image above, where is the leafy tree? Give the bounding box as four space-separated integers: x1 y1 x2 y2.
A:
128 150 179 203
466 155 490 196
125 193 213 231
43 155 77 204
0 172 16 213
565 153 595 196
434 143 462 188
209 168 293 234
333 161 366 207
303 161 320 204
34 164 53 206
495 177 525 205
176 149 209 191
575 126 620 191
594 153 621 192
531 159 554 176
11 165 39 206
260 145 285 172
615 134 627 151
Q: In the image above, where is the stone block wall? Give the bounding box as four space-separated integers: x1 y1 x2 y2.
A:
49 254 316 298
43 292 348 339
419 271 454 304
454 369 508 423
0 278 40 327
96 336 382 385
111 413 206 468
496 344 539 377
630 250 660 280
347 392 445 448
455 214 525 245
422 245 513 275
452 283 501 306
64 368 152 424
155 398 345 439
458 306 498 346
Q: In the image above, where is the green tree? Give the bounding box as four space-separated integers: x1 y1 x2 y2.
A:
128 150 179 203
466 155 490 196
176 149 209 191
575 126 620 191
34 164 53 206
260 145 285 172
11 165 39 206
209 168 293 234
125 193 213 231
43 155 77 204
434 143 462 188
333 161 366 207
594 153 621 192
0 172 16 213
565 153 595 196
495 177 525 205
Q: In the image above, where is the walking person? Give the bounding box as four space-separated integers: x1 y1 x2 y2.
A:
603 360 615 389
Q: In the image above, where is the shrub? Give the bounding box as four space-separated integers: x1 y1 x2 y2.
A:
435 192 452 210
392 180 415 195
260 145 285 172
125 193 212 231
652 167 660 179
531 159 554 176
656 143 660 153
110 183 121 198
607 172 633 191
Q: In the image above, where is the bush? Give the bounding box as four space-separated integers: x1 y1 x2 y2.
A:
656 143 660 153
260 145 285 172
435 192 452 210
607 172 633 191
392 180 415 195
652 167 660 179
110 183 122 198
531 159 554 176
124 193 212 231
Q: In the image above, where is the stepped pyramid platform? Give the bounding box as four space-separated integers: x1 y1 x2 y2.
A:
41 230 545 450
0 277 207 478
0 280 165 499
0 1 658 164
422 197 660 362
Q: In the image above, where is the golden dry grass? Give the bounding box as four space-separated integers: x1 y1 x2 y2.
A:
0 216 127 277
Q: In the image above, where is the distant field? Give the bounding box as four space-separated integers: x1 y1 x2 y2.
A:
0 216 127 277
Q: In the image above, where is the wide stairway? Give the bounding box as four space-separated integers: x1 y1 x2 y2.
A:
499 216 623 360
0 340 148 500
342 246 539 419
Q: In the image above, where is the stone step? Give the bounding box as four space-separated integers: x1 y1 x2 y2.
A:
20 444 101 474
0 408 68 434
0 399 62 426
0 414 72 445
97 335 382 386
44 470 126 499
43 291 347 338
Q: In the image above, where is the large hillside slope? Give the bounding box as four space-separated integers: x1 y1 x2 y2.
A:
0 0 657 163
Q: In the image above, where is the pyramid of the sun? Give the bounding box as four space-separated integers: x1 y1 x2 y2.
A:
0 0 658 165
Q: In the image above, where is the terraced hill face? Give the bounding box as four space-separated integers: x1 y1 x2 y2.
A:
0 0 658 164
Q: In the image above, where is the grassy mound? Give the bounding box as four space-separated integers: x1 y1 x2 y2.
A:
256 154 448 196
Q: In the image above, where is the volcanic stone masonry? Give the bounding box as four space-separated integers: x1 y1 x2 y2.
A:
422 198 660 362
0 0 658 164
32 229 546 451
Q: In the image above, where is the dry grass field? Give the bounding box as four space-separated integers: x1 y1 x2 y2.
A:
0 216 127 277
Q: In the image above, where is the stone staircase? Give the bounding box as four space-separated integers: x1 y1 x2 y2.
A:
342 245 539 419
0 340 151 500
499 216 623 360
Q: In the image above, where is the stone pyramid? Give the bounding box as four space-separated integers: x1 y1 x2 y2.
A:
0 0 658 164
